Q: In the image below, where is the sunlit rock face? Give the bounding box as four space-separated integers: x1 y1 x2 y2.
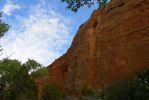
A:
40 0 149 94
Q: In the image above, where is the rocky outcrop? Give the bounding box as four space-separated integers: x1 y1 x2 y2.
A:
42 0 149 94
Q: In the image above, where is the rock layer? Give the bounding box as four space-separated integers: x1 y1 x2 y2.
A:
42 0 149 93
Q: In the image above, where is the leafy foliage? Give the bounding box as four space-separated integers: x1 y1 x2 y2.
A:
0 59 21 100
81 85 94 97
31 67 48 78
42 82 63 100
103 80 132 100
0 13 9 38
1 58 149 100
131 68 149 100
0 58 46 100
0 13 9 56
0 59 21 85
23 59 43 73
102 68 149 100
61 0 109 12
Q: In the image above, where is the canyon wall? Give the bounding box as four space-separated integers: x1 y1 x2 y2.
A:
41 0 149 94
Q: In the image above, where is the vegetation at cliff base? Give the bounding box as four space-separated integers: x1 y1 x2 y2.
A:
102 68 149 100
81 85 94 97
42 82 64 100
0 58 48 100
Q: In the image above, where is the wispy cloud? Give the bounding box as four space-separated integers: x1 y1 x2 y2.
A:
2 1 21 16
0 2 72 66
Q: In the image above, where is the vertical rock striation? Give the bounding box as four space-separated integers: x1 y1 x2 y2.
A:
40 0 149 94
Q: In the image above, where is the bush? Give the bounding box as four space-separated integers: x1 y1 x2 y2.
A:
81 85 94 97
102 68 149 100
42 82 63 100
103 80 132 100
132 68 149 100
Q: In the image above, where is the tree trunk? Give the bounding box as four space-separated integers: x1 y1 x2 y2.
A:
0 84 5 100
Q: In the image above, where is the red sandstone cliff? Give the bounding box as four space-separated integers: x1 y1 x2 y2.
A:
40 0 149 94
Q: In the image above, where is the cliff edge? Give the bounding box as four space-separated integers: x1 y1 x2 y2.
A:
39 0 149 94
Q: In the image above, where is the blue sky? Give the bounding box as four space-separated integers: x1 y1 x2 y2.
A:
0 0 98 66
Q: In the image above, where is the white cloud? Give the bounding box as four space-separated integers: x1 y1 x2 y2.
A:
0 3 72 66
2 1 21 16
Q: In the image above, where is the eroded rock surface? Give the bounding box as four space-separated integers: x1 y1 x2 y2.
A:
40 0 149 94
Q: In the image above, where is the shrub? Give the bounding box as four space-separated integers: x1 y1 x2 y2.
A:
102 68 149 100
103 80 132 100
42 82 63 100
81 85 94 97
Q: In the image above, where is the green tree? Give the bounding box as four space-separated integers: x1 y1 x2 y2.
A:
8 59 43 100
61 0 108 12
8 69 38 100
0 59 21 100
0 13 10 55
0 13 9 38
22 59 43 74
31 67 48 79
0 59 44 100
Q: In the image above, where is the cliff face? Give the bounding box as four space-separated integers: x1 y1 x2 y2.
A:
44 0 149 93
